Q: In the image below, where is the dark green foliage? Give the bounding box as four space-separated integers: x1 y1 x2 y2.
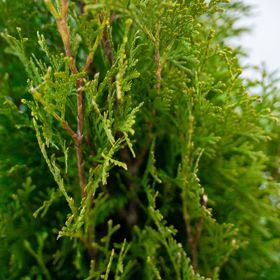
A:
0 0 279 279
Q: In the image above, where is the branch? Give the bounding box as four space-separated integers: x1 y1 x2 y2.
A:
76 77 86 197
30 87 77 140
45 0 86 198
45 0 60 18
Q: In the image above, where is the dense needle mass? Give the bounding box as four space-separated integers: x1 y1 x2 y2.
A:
0 1 279 279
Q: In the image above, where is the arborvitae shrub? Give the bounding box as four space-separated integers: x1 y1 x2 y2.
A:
0 0 279 279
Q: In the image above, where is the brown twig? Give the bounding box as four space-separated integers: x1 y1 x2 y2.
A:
46 0 86 197
94 0 115 66
76 77 86 197
57 1 78 74
102 28 114 65
99 11 114 66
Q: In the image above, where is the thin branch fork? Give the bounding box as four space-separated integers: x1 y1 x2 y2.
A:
30 86 87 198
45 0 111 198
30 87 77 140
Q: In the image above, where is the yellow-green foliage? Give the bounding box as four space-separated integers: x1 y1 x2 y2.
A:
0 0 279 279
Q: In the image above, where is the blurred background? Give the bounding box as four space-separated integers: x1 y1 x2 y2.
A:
237 0 280 76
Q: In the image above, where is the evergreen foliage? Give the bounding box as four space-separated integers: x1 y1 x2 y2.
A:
0 0 279 279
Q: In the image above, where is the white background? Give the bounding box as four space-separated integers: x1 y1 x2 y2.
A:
238 0 280 73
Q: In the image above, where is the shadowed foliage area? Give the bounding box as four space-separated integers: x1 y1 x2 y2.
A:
0 0 279 279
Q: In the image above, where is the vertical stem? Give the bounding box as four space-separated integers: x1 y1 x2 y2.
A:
180 107 200 271
76 78 86 197
56 0 78 74
46 0 86 197
102 27 114 65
